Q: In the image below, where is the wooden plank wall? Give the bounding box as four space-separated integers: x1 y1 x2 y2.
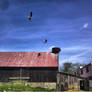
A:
0 67 58 82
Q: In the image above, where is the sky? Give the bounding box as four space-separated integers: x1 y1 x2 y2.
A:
0 0 92 66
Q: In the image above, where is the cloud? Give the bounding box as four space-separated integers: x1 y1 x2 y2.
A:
59 45 92 66
60 51 89 65
83 23 88 28
49 46 55 50
0 0 92 66
62 46 92 52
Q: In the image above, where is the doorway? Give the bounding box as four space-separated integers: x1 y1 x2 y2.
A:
80 80 84 90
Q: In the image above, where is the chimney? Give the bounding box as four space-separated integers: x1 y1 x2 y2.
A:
52 47 61 54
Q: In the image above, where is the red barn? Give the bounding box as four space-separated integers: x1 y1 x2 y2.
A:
0 47 60 82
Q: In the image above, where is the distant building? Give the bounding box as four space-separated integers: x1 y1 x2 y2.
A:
72 62 92 89
0 47 61 83
72 62 92 79
57 62 92 91
56 72 89 91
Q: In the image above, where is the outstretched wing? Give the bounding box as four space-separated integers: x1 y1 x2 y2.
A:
29 12 32 20
44 40 47 43
30 12 32 17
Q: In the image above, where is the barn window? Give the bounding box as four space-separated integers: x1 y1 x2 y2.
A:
38 53 41 57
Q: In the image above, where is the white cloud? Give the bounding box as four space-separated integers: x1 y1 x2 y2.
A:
59 46 92 65
49 46 55 50
62 46 92 52
60 51 87 65
83 23 88 28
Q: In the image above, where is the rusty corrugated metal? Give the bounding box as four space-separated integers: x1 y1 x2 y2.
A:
0 52 58 67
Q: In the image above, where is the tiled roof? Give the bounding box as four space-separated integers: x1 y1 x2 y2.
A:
0 52 58 67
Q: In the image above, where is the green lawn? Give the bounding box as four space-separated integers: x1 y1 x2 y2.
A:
90 88 92 92
0 82 56 91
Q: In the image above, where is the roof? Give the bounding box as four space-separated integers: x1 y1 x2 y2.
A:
72 62 92 73
0 52 58 67
58 72 86 79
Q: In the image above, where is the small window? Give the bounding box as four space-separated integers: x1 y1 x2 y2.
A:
81 70 83 74
76 71 80 76
86 66 89 73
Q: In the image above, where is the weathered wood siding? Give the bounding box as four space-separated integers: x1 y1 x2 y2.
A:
0 67 58 82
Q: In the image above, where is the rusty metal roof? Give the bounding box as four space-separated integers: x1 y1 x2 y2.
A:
0 52 58 67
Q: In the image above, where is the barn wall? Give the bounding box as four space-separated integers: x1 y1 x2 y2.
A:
0 67 58 82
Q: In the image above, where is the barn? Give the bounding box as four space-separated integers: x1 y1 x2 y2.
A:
0 47 60 83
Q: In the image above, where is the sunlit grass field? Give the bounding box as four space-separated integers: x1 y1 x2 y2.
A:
0 82 56 91
0 82 92 92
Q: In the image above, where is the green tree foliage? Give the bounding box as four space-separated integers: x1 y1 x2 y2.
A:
60 62 85 73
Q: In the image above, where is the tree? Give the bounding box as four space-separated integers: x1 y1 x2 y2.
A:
60 62 72 73
60 62 85 73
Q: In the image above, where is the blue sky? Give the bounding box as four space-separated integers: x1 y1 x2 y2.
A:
0 0 92 66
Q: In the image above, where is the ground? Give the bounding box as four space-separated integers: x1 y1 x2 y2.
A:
0 82 92 92
0 81 56 91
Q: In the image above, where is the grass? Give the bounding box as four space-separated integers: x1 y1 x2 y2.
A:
90 88 92 92
0 82 56 91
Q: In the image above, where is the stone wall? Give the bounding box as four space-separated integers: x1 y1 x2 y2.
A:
56 72 89 91
30 82 56 89
89 80 92 88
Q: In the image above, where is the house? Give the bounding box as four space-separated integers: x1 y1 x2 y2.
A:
72 62 92 79
56 72 89 91
0 47 61 83
72 62 92 90
57 62 92 91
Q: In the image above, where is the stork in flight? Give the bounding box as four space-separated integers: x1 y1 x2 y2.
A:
44 39 48 43
28 12 32 20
